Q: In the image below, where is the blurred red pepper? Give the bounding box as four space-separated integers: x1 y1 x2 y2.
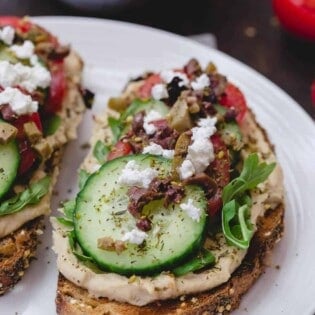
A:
273 0 315 41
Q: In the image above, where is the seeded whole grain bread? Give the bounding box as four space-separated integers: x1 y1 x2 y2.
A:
0 50 86 295
55 109 284 314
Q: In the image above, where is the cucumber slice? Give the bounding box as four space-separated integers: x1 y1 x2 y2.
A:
0 138 19 200
74 154 207 276
120 99 169 123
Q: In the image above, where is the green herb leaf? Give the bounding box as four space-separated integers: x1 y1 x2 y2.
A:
63 199 76 220
222 153 276 204
93 140 110 164
78 170 90 190
222 200 253 249
0 176 51 216
172 249 215 276
43 114 61 136
56 217 74 227
221 153 275 249
68 230 93 262
108 117 122 144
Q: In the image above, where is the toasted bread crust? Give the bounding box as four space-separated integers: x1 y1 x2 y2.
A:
0 49 85 295
0 216 44 295
56 202 283 315
55 105 284 314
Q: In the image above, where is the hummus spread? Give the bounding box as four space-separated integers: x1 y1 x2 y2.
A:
0 51 85 238
52 110 284 306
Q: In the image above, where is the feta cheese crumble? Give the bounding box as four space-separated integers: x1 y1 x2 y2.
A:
151 83 169 100
0 87 38 115
0 61 51 92
122 228 148 245
118 160 158 188
179 117 217 179
179 160 195 179
160 70 189 87
191 74 210 91
143 110 162 135
10 40 35 59
143 143 174 159
180 198 202 222
0 26 15 45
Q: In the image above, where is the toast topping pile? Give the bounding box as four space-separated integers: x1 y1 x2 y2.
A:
53 59 283 306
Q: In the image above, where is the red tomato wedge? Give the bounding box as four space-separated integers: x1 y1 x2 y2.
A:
107 141 133 161
273 0 315 41
0 16 32 33
18 140 37 175
137 74 162 99
220 83 247 124
46 60 66 114
13 113 43 139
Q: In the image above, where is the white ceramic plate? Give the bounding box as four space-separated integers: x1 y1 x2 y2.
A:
1 17 315 315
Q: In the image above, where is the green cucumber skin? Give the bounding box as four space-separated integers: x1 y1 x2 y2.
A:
0 140 20 200
74 154 207 276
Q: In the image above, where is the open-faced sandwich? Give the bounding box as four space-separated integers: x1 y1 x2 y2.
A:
0 17 90 295
53 59 284 314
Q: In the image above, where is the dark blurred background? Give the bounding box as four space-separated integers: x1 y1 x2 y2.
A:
0 0 314 118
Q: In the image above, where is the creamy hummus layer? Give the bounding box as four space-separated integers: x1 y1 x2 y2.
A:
52 109 284 306
0 51 85 238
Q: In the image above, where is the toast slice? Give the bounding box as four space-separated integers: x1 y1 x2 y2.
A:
56 203 283 315
54 101 284 315
0 45 86 294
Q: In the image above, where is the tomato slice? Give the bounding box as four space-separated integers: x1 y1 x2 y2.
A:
18 140 37 175
13 113 42 139
273 0 315 41
45 60 66 114
107 141 133 161
206 134 230 216
137 74 162 99
220 83 247 124
0 16 32 33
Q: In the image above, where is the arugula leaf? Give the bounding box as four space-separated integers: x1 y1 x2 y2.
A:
56 217 74 227
172 249 215 276
222 153 276 204
222 200 253 249
78 169 90 190
108 117 122 144
93 140 110 164
221 153 276 249
68 230 93 262
63 199 76 220
0 176 51 216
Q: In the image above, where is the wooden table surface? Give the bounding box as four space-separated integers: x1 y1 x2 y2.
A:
1 0 314 118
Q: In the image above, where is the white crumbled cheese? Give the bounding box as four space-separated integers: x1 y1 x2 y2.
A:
118 160 158 188
178 160 195 180
179 116 217 179
0 61 51 92
122 228 148 245
10 40 35 59
191 73 210 91
160 70 189 87
0 26 15 45
143 110 162 135
0 87 38 115
143 142 174 159
151 83 169 100
180 198 201 222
